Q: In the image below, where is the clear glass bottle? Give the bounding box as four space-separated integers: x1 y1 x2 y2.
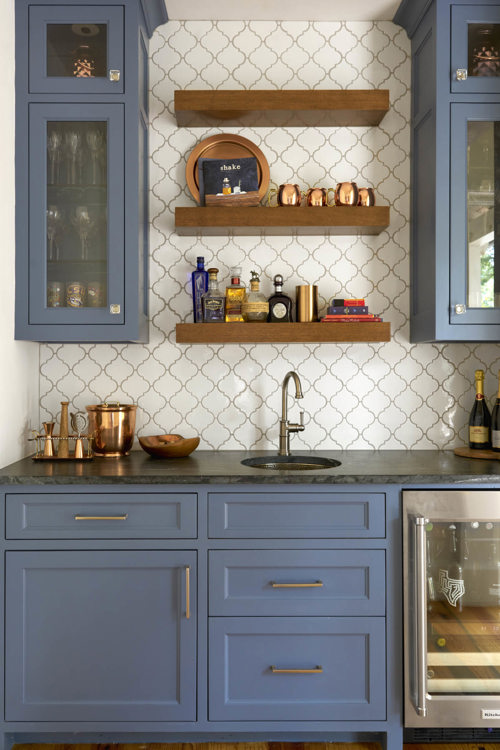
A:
191 256 208 323
242 271 269 322
267 274 293 322
225 266 246 322
202 268 225 323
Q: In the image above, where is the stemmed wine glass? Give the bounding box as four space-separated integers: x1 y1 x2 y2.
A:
65 130 82 185
47 129 62 185
71 205 95 261
46 205 64 261
86 127 105 185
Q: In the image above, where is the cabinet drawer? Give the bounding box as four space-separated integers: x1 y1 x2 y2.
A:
6 492 197 539
208 492 385 538
209 549 385 616
209 616 386 721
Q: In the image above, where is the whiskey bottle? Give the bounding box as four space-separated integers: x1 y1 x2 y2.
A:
469 369 491 449
242 271 269 321
201 268 225 323
225 267 246 322
267 274 293 322
191 256 208 323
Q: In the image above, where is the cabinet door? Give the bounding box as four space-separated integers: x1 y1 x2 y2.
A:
5 550 196 721
451 6 500 94
29 5 124 94
21 102 126 334
450 103 500 328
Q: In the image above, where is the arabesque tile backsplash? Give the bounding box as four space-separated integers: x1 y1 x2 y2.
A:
39 20 500 450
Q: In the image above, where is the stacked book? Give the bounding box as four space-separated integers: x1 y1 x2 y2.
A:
321 298 382 322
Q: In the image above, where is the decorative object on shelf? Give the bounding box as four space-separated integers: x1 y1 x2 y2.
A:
470 27 500 77
138 434 200 458
321 297 382 322
202 267 225 322
335 181 359 206
225 267 246 322
191 256 208 323
185 134 270 205
70 411 88 459
85 402 137 457
268 274 293 322
199 156 259 206
358 187 376 206
267 184 302 206
296 285 319 322
242 271 269 321
57 400 70 458
72 42 96 78
305 187 336 207
66 281 86 308
47 280 64 308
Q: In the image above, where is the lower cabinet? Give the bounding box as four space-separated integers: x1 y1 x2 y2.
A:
5 549 196 721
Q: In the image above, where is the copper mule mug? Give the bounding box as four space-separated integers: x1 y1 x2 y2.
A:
305 187 336 207
335 181 359 206
357 187 376 206
267 184 302 206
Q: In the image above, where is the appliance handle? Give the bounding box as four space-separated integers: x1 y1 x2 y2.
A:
415 515 428 717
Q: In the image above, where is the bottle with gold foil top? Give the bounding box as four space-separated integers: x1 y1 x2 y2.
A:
469 369 491 449
491 370 500 451
242 271 269 322
225 267 246 322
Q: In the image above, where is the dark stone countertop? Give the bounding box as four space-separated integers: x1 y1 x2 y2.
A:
1 449 500 485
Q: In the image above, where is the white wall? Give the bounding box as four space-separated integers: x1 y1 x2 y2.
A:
0 0 39 468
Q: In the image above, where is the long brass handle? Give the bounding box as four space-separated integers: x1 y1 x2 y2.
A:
271 665 323 674
271 581 323 588
185 566 190 620
414 516 428 718
74 514 128 521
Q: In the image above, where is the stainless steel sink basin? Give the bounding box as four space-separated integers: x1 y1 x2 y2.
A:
241 455 341 471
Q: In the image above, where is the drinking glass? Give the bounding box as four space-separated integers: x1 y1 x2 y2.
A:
65 130 82 185
72 205 95 261
46 205 64 261
47 129 62 185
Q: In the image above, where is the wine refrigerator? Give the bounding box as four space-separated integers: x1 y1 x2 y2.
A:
404 490 500 729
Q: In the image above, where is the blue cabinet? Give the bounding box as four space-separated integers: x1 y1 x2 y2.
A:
14 0 166 342
5 550 196 721
395 0 500 341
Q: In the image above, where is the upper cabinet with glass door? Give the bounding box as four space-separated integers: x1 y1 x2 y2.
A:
452 5 500 93
29 5 124 94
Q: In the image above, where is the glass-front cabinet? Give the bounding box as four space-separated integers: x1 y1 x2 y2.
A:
29 103 124 327
452 5 500 93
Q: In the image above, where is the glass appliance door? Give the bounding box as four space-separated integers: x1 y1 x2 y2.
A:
29 103 124 327
29 5 124 94
452 6 500 93
450 104 500 327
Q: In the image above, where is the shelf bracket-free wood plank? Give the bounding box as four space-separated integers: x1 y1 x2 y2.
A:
175 206 390 236
174 89 390 127
176 322 391 344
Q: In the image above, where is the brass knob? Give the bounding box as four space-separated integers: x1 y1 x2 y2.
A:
456 69 468 81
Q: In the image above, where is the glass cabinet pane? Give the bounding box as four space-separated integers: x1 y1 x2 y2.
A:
46 121 108 310
46 24 107 78
426 521 500 695
468 24 500 78
467 121 500 309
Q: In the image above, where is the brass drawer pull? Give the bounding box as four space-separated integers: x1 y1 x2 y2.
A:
271 665 323 674
271 581 323 588
74 514 128 521
185 566 191 620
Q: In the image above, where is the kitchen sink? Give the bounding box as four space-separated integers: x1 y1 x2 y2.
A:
241 455 341 471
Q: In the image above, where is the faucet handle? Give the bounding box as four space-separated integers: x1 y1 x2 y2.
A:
299 411 304 427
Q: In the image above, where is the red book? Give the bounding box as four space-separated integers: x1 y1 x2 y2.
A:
332 298 365 306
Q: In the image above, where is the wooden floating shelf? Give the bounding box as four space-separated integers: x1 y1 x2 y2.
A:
174 89 390 127
175 206 390 236
176 322 391 344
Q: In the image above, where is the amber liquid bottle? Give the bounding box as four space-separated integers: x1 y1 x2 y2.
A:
469 369 491 449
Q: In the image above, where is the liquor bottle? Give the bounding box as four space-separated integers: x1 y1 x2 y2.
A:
191 256 208 323
491 370 500 451
267 274 293 322
225 267 246 322
242 271 269 322
469 369 491 449
442 524 464 612
201 268 225 323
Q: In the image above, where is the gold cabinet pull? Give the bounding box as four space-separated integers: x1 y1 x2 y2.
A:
271 581 323 588
74 514 128 521
271 665 323 674
185 566 191 620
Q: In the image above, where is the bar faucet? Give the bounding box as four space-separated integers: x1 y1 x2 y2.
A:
279 371 305 455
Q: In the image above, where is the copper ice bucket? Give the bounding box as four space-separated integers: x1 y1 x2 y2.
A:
86 402 137 457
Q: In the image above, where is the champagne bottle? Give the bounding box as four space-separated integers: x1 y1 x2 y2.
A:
469 369 491 449
491 370 500 451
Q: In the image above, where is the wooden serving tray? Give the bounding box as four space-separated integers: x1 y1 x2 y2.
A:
454 446 500 460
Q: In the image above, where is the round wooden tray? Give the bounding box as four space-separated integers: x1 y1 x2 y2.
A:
185 133 270 204
454 446 500 460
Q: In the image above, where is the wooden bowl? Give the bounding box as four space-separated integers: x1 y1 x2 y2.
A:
138 434 200 458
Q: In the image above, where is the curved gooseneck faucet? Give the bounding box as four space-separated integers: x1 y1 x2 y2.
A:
279 371 305 455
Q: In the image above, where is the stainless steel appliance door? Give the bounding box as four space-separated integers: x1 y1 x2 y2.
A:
404 490 500 728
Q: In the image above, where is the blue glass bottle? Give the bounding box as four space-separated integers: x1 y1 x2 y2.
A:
191 256 208 322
